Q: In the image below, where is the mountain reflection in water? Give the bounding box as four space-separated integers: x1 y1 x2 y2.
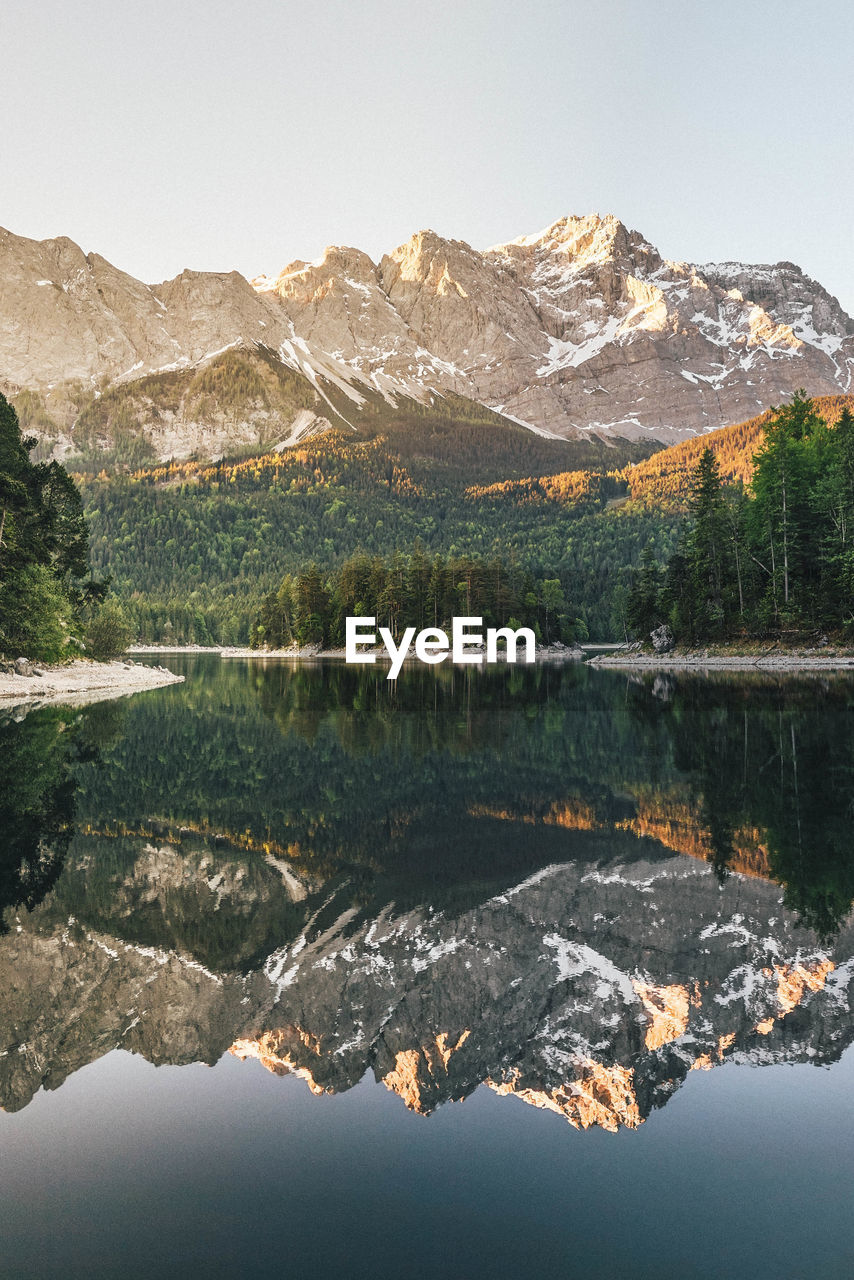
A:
1 657 853 1132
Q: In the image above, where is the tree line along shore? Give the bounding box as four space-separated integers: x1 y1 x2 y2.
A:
6 382 854 677
0 391 181 700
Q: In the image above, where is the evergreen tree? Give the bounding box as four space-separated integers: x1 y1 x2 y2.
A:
0 393 92 659
684 447 733 639
627 547 664 639
652 393 854 642
748 392 822 625
254 550 583 650
811 406 854 626
661 549 692 637
295 566 330 646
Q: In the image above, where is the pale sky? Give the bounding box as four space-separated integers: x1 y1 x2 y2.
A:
3 0 853 311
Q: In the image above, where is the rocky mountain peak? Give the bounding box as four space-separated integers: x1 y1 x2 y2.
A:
699 259 854 345
258 244 380 302
380 228 485 297
497 210 624 254
490 212 661 276
2 215 854 455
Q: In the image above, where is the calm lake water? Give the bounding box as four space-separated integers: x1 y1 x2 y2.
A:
1 657 853 1279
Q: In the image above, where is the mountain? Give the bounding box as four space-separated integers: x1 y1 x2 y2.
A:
2 215 853 462
2 827 850 1128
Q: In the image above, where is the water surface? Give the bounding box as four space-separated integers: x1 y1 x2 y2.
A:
1 658 853 1279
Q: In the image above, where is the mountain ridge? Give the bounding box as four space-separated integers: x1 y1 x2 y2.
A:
2 213 853 462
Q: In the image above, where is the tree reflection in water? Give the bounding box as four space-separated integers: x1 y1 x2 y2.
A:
1 661 854 1128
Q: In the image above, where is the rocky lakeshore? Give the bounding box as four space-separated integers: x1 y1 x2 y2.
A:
129 642 585 662
588 643 854 671
0 658 184 709
129 641 854 671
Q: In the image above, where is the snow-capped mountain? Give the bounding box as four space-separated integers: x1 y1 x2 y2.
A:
2 213 852 454
2 833 851 1128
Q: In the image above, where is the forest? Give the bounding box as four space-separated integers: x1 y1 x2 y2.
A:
251 550 582 649
78 420 672 643
628 393 854 642
16 359 853 652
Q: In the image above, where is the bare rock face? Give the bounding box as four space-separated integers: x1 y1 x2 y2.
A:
0 229 178 389
699 260 854 347
252 244 440 404
651 624 675 654
2 213 854 454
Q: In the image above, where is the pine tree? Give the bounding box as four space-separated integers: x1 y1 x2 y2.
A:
295 566 330 646
627 547 663 639
0 393 92 659
748 392 821 626
685 448 733 639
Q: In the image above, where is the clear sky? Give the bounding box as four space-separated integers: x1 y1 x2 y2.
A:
3 0 853 310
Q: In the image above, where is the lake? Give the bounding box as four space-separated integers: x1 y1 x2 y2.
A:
1 657 853 1279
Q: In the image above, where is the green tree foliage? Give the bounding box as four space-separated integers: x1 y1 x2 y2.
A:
0 393 92 660
748 392 823 624
684 448 732 637
638 393 854 643
79 424 674 644
252 551 583 649
626 547 664 638
84 599 133 659
0 565 72 661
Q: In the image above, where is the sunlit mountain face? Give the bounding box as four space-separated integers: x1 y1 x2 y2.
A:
1 659 852 1126
4 213 854 463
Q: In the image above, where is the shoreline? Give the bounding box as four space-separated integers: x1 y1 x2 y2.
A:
128 643 586 662
0 658 184 709
128 641 854 672
588 645 854 671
